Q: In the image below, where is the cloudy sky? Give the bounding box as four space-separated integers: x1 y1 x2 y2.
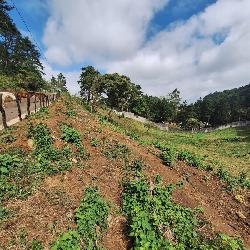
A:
9 0 250 101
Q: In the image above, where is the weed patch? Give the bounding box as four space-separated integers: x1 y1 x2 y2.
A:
102 140 130 161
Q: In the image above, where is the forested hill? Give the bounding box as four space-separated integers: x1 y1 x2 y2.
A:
193 84 250 126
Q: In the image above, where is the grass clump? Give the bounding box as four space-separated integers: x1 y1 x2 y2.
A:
102 140 130 161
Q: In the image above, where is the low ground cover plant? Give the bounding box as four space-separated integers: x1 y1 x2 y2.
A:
0 123 73 202
102 140 130 161
51 231 80 250
122 176 246 249
51 187 109 250
76 187 109 249
60 125 87 157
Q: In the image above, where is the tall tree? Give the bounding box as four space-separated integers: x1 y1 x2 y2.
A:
0 0 44 91
57 73 67 91
78 66 100 103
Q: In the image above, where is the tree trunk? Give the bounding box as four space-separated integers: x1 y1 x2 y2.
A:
15 94 22 121
0 94 8 129
27 93 31 116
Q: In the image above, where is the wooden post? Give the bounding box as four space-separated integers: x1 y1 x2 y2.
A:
15 94 22 121
42 95 45 107
35 95 37 112
27 92 31 116
39 95 42 108
0 94 8 129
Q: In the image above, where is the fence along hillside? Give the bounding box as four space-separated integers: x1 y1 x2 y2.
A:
0 90 60 130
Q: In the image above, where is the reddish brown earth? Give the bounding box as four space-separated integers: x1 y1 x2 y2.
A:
0 97 249 249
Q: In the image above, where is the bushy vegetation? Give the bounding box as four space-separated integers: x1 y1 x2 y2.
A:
60 124 87 156
61 125 81 147
122 176 245 249
76 187 109 249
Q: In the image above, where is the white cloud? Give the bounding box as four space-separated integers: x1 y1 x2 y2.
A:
43 0 168 66
105 0 250 101
43 0 250 101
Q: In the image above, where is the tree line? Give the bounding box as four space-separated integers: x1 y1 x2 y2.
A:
0 0 67 92
78 66 250 128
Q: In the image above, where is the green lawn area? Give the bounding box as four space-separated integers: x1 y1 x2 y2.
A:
113 115 250 177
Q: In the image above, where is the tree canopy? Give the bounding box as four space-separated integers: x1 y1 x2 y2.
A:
78 65 250 127
0 0 45 91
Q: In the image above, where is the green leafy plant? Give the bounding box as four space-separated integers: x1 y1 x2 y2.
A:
66 109 76 117
0 134 16 143
160 147 176 167
76 187 109 249
0 153 21 175
177 150 203 169
122 176 246 249
51 231 80 250
0 205 8 221
61 125 81 147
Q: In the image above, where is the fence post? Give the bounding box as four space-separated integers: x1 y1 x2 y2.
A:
0 94 8 129
34 95 37 112
43 95 45 107
15 93 22 121
27 92 31 116
39 94 42 108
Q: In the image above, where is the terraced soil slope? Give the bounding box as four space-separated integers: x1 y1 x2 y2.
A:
0 96 249 249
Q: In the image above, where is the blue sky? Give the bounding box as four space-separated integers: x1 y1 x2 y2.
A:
7 0 250 101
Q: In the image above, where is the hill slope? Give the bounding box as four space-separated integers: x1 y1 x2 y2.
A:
0 96 249 249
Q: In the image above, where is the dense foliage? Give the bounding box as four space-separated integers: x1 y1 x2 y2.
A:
0 0 44 90
0 1 67 92
78 65 249 127
193 84 250 126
